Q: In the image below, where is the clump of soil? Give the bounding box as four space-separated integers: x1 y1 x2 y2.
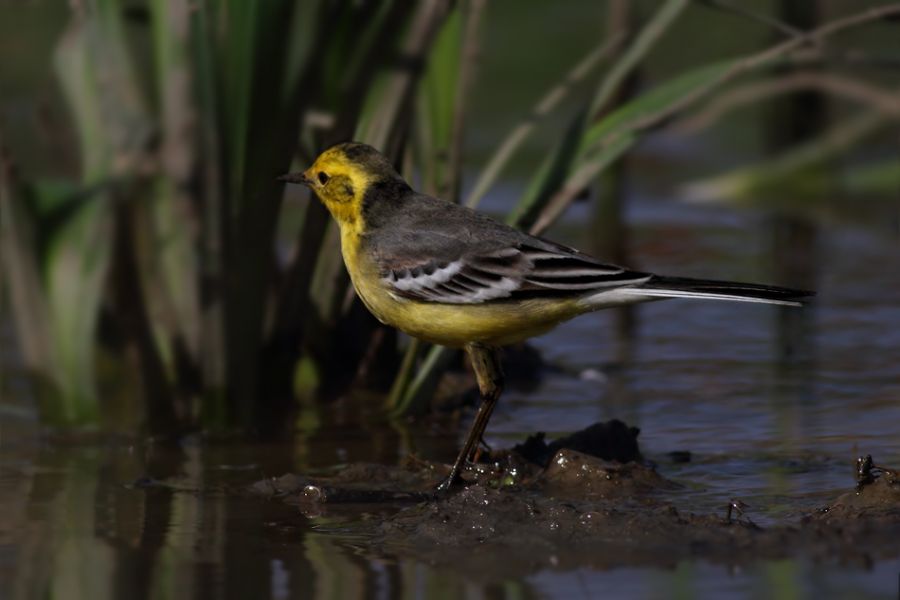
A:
810 470 900 522
508 419 642 467
250 420 900 574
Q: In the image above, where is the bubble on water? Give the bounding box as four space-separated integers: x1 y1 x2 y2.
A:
579 368 606 382
301 485 323 502
579 511 600 526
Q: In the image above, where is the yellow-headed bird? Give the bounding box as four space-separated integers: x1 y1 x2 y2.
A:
280 142 812 491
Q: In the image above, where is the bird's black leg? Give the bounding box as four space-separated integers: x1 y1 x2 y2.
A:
435 344 504 493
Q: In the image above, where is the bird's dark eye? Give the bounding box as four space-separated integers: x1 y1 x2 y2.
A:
317 172 329 185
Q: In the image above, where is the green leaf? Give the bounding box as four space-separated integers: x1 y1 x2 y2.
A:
529 132 637 235
0 165 55 377
844 159 900 197
464 38 623 209
681 111 886 206
582 60 734 152
423 9 463 154
392 345 456 418
416 8 462 194
41 0 150 423
587 0 688 116
507 108 589 230
43 196 113 423
148 0 202 361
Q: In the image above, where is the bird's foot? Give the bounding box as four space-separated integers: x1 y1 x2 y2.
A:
433 471 465 494
471 437 493 463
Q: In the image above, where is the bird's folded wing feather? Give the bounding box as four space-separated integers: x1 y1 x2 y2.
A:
379 237 651 304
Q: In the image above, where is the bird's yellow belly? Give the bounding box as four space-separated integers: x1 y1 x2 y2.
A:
363 286 579 347
345 247 582 347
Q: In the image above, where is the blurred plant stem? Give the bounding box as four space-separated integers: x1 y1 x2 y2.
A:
463 31 626 210
766 1 822 469
384 0 482 416
591 0 639 370
675 73 900 135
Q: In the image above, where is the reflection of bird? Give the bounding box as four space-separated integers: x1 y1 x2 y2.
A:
280 142 813 491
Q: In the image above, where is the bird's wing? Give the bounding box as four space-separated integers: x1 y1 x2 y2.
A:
379 236 651 305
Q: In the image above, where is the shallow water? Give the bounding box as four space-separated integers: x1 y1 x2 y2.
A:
2 191 899 599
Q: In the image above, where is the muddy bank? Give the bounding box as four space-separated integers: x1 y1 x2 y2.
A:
251 421 900 576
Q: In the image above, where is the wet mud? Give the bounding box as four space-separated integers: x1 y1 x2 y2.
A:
250 421 900 576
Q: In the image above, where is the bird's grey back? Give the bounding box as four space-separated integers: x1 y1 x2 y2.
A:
362 189 528 267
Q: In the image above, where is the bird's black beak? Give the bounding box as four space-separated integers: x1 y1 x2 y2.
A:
277 171 311 186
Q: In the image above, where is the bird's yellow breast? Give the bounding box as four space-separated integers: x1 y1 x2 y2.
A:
340 228 584 347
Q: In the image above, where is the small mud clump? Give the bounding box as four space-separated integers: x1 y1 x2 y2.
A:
250 422 900 575
810 457 900 522
508 419 641 467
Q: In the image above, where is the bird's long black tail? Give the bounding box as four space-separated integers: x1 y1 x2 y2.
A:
631 275 814 307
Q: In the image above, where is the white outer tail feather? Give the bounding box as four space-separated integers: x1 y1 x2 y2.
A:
616 287 803 307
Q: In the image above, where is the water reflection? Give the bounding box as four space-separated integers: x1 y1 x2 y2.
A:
767 215 820 500
4 301 900 600
1 437 548 599
5 432 900 599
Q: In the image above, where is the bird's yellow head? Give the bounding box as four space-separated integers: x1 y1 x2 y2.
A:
279 142 404 230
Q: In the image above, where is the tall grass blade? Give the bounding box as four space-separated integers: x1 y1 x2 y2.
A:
148 0 202 362
387 2 484 416
506 108 590 230
392 344 456 418
529 133 636 235
464 35 625 209
189 0 228 391
415 7 463 196
581 60 735 151
44 0 155 423
358 0 454 152
216 0 301 422
510 0 689 233
587 0 688 116
0 147 54 376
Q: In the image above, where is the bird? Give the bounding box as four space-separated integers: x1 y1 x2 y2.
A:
279 142 813 492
